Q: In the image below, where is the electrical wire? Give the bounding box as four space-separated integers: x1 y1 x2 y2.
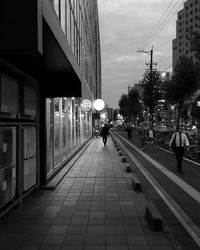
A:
139 0 176 49
133 0 186 82
134 0 178 81
143 0 186 49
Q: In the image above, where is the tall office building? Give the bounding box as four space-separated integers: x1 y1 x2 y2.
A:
0 0 101 214
172 0 200 73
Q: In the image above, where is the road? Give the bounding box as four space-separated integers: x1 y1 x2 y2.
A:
111 129 200 250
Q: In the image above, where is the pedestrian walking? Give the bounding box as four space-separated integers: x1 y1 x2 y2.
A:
126 124 132 139
148 127 154 149
100 123 109 146
139 128 145 150
169 125 190 173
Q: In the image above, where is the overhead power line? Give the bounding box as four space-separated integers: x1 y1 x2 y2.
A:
140 0 175 49
138 0 186 51
134 0 180 81
164 64 172 72
143 0 186 49
133 0 186 82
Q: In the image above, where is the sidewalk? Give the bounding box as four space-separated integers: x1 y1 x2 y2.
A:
0 136 174 250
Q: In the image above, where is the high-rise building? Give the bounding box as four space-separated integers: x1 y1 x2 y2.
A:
172 0 200 73
0 0 101 213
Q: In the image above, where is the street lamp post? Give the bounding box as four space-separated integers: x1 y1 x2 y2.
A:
93 99 105 134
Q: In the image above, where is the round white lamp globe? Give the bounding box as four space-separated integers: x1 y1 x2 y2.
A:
93 99 105 111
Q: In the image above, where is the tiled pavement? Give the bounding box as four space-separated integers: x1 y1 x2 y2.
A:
0 136 174 250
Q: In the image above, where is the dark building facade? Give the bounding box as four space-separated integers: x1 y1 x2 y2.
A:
0 0 101 215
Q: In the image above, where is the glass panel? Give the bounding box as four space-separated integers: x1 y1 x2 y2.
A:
71 16 75 53
74 25 78 60
75 99 81 147
54 98 62 166
60 0 66 34
54 0 60 18
71 98 76 149
46 97 91 177
46 98 54 174
62 98 70 158
66 0 71 45
67 99 73 153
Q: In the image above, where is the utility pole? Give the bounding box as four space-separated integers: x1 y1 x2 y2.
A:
137 46 157 128
137 46 157 74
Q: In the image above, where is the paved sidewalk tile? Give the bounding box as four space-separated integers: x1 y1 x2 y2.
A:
0 136 173 249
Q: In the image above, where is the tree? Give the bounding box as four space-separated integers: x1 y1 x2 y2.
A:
128 87 142 122
118 87 142 124
118 93 130 122
139 70 161 127
166 56 198 124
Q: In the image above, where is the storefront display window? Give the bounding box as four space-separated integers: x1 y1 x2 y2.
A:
54 98 62 166
46 99 54 174
62 98 71 158
46 97 92 177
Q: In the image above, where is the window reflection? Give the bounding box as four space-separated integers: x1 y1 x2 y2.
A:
46 98 54 174
54 98 62 166
46 97 92 176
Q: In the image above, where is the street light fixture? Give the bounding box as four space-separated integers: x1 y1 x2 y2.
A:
93 99 105 111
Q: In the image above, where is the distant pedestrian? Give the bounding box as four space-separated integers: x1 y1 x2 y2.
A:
169 125 189 173
139 128 145 150
148 127 154 148
100 123 109 146
126 124 132 139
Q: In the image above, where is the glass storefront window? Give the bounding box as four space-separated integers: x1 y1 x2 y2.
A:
54 98 62 166
71 98 76 149
46 97 92 177
46 99 54 174
62 98 71 158
75 100 81 147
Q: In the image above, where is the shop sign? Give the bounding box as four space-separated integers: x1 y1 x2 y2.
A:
81 99 92 111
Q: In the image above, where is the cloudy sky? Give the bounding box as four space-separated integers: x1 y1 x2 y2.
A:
97 0 185 108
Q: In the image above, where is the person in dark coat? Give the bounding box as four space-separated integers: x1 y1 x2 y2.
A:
126 124 132 139
100 123 109 146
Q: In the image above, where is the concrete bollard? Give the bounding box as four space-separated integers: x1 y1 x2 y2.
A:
125 163 131 172
145 201 163 231
121 156 126 162
118 151 123 156
132 176 141 191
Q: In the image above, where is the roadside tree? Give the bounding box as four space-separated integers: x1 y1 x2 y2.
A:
166 56 198 124
139 70 161 127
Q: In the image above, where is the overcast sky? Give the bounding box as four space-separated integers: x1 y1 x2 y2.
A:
97 0 185 108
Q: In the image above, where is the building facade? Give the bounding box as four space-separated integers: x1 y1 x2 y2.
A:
172 0 200 73
0 0 101 214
